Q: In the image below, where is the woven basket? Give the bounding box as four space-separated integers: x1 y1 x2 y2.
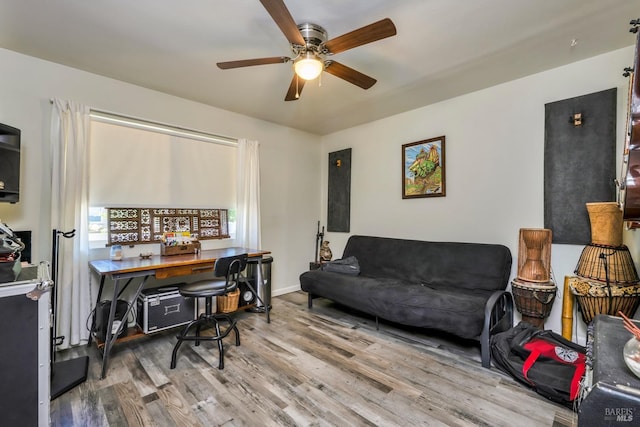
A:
511 279 557 319
569 276 640 323
216 288 240 313
574 294 640 324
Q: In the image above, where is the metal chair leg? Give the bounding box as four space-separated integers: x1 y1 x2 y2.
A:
170 337 184 369
215 321 224 369
195 321 202 346
216 313 240 347
171 318 202 369
234 325 241 346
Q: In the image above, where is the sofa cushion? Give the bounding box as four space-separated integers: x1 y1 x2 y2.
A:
300 270 380 316
300 270 491 339
343 235 511 292
367 282 491 339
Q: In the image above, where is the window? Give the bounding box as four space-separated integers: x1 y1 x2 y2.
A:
88 207 108 244
88 116 237 247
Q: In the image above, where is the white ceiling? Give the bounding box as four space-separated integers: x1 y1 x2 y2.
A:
1 0 639 135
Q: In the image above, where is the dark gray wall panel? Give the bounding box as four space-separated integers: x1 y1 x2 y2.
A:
328 148 351 232
544 88 617 245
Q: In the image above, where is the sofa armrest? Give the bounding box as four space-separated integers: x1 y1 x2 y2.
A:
480 290 513 368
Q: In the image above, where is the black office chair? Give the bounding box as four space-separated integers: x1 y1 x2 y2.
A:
170 253 248 370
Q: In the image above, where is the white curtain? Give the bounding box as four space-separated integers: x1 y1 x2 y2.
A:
236 139 262 249
50 99 92 349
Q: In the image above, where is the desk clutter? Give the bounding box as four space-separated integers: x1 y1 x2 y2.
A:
160 232 201 256
0 220 25 283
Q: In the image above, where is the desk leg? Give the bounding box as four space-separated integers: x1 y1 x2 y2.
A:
99 275 149 379
257 258 270 323
100 277 121 379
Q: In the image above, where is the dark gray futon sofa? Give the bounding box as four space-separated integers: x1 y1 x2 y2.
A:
299 235 514 368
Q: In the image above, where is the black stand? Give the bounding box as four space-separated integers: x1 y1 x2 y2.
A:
50 229 89 400
314 221 324 265
309 221 324 271
51 357 89 399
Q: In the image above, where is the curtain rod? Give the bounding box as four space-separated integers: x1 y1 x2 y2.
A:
49 99 238 147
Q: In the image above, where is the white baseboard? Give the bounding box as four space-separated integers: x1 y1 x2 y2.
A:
272 284 301 297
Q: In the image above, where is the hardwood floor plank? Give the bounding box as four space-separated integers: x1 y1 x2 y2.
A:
155 383 203 427
131 339 173 389
51 292 576 426
118 348 158 398
290 381 381 427
145 399 178 427
50 394 74 427
167 369 239 426
71 388 109 427
97 384 129 426
113 380 155 426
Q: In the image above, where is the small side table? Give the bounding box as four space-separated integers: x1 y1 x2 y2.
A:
309 261 322 271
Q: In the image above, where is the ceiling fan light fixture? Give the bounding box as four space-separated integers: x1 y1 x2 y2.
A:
294 52 323 80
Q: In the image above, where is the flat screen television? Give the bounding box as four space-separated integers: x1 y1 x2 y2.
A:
0 123 21 204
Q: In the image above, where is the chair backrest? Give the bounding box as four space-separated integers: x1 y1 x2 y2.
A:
214 253 248 292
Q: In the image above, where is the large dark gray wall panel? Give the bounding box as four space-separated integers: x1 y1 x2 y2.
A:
544 88 617 245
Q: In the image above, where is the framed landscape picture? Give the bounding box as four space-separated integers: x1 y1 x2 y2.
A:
402 136 446 199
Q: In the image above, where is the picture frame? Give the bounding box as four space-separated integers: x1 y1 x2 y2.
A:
402 136 446 199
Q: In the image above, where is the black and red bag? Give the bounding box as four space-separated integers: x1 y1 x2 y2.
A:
490 321 586 408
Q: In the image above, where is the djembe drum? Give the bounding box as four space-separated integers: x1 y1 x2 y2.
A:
513 228 556 328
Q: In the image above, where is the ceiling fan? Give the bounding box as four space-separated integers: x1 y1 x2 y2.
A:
216 0 397 101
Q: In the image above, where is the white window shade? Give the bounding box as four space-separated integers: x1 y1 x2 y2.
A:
89 120 236 208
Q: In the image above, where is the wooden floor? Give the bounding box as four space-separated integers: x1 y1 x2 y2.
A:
50 291 577 426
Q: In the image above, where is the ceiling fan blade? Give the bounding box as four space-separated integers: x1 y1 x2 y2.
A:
324 61 376 89
285 75 305 101
216 57 290 69
259 0 306 46
322 18 396 55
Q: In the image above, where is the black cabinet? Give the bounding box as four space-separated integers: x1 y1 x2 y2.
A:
0 276 50 426
579 314 640 426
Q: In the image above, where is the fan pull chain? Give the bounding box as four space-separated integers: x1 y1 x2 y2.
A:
295 74 300 99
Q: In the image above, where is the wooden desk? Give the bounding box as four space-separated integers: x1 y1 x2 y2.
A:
89 247 271 379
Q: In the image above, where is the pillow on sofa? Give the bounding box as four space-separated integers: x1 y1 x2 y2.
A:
321 256 360 276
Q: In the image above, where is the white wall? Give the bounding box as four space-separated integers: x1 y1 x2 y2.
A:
320 46 636 343
0 48 321 295
2 44 637 343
